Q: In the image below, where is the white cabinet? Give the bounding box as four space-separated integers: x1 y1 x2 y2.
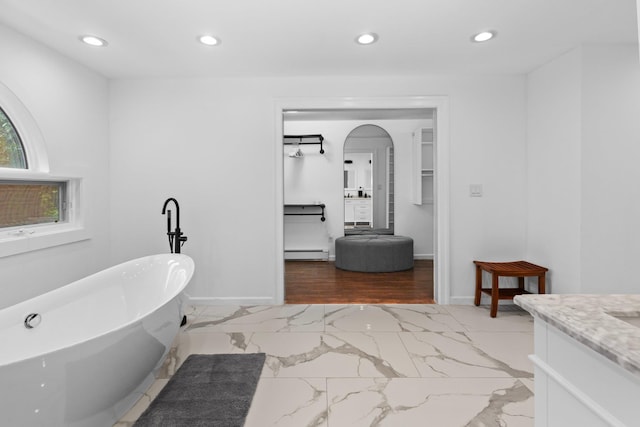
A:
412 127 434 205
344 198 372 227
531 319 640 427
344 199 355 224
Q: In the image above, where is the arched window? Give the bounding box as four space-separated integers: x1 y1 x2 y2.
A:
1 102 64 228
0 107 27 168
0 104 63 228
0 82 86 257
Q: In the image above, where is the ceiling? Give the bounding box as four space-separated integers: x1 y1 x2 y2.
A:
0 0 637 79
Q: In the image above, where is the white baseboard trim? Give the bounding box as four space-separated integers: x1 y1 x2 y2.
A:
186 296 517 307
449 296 475 305
284 254 429 261
187 295 517 307
284 249 329 261
448 296 518 306
187 296 278 306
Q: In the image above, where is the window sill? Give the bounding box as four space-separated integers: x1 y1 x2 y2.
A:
0 225 90 258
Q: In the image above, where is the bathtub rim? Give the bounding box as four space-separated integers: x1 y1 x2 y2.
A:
0 253 194 368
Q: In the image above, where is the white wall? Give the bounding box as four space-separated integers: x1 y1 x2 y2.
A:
283 118 434 258
0 24 110 308
580 44 640 293
448 80 528 302
283 120 344 257
637 0 640 58
109 78 280 304
1 29 636 307
110 75 527 304
526 44 640 294
526 48 583 293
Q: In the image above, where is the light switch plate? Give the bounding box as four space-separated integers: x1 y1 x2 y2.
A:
470 184 483 197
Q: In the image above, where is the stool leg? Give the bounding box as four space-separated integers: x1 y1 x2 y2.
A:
538 274 546 294
474 265 482 306
490 273 499 318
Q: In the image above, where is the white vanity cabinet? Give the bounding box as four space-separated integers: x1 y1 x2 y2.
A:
344 199 355 224
532 320 640 427
344 198 372 226
515 294 640 427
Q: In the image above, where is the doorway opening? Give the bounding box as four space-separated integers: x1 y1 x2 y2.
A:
274 97 450 305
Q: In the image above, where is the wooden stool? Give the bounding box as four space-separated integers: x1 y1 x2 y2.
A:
474 260 548 317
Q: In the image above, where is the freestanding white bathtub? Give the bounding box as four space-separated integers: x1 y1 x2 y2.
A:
0 254 195 427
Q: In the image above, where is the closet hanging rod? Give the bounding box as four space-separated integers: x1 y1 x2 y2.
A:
283 134 325 154
284 204 326 221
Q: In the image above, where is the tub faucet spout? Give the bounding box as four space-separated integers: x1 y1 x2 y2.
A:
161 197 188 253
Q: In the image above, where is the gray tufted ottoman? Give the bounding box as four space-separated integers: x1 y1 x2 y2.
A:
335 235 414 272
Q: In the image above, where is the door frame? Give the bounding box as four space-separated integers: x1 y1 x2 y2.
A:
274 96 450 304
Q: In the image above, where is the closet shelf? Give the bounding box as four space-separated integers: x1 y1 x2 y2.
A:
284 204 326 221
283 134 325 154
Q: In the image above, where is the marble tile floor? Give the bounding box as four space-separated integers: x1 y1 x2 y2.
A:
115 304 535 427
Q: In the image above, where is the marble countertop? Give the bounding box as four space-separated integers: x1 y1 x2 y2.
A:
514 294 640 377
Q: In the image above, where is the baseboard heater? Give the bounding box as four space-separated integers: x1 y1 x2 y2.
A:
284 249 329 261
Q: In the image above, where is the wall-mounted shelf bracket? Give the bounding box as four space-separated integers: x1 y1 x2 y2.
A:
284 134 325 154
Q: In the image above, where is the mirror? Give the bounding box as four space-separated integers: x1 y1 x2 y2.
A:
343 125 394 235
343 153 371 192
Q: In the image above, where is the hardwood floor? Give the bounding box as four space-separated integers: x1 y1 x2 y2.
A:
285 259 435 304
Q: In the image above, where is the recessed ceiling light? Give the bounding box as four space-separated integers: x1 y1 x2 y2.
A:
80 35 108 47
199 35 220 46
356 33 378 45
472 31 496 43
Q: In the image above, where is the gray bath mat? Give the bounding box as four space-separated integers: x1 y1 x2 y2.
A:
133 353 266 427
